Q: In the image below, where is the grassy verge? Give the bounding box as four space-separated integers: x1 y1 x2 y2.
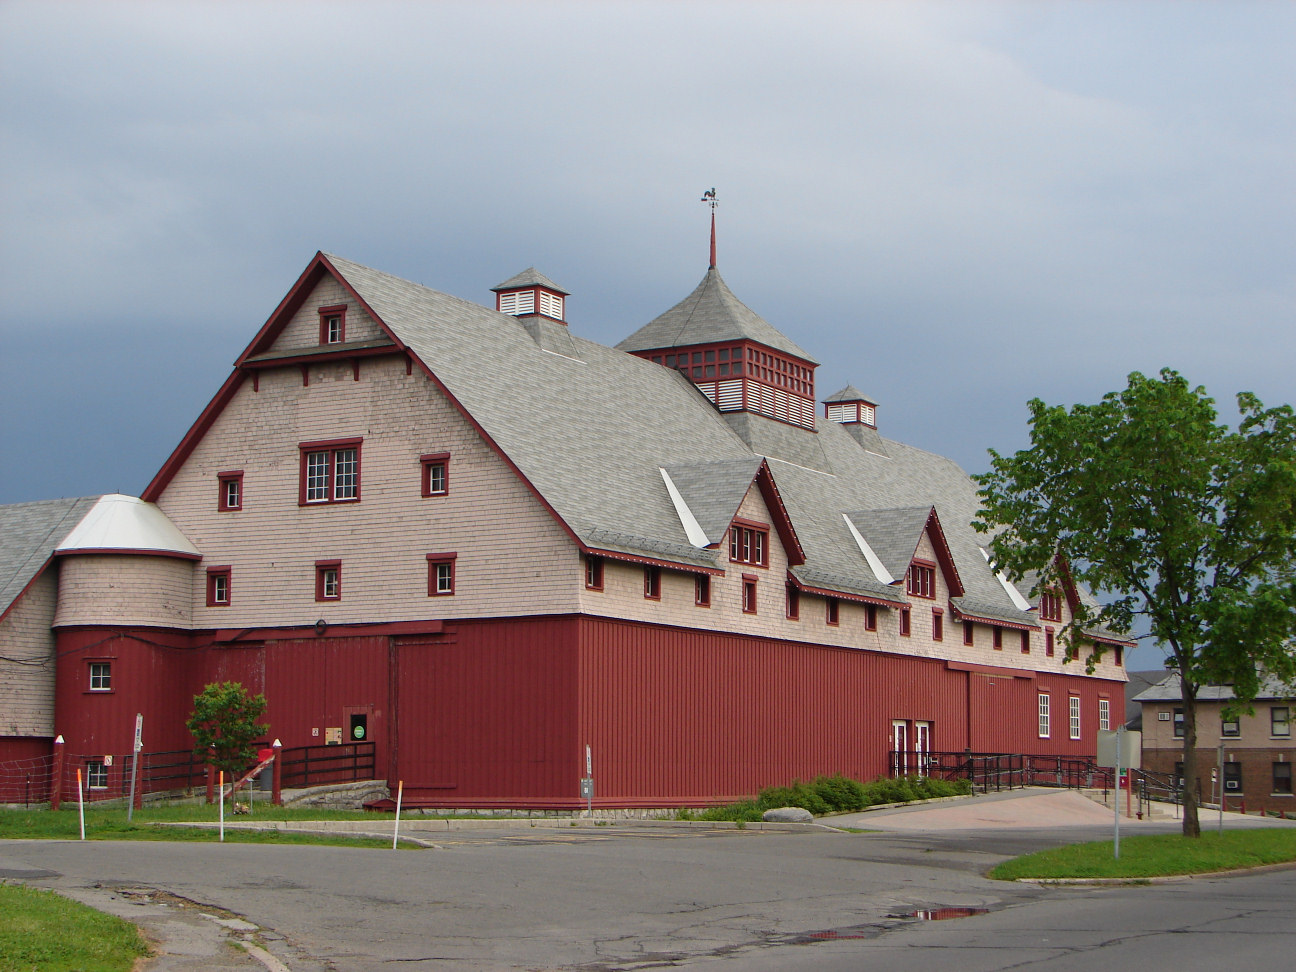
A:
0 883 150 972
0 805 417 848
990 828 1296 881
681 774 972 822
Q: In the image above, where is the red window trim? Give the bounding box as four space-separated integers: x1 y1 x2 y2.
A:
318 304 347 345
864 604 877 631
426 553 457 596
217 470 243 511
1045 627 1055 657
87 659 114 693
742 574 758 614
644 566 661 600
1040 589 1063 623
906 560 936 599
826 597 840 626
786 584 800 620
695 574 711 607
585 555 604 591
299 438 362 506
206 566 231 607
315 560 341 602
729 519 770 568
963 619 974 646
993 627 1003 650
932 607 944 642
1020 630 1031 654
899 605 911 636
421 452 450 497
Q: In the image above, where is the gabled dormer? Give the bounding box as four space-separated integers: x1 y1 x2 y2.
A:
617 266 819 431
491 268 569 324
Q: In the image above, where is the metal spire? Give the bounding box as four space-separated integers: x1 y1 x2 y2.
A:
701 187 717 268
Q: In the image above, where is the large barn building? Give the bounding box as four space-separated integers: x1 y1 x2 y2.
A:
1 242 1130 808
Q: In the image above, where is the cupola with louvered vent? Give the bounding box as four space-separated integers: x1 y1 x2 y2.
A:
824 385 877 429
491 268 569 324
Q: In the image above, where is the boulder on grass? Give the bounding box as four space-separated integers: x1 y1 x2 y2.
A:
761 806 813 823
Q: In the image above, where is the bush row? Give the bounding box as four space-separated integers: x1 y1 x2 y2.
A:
684 774 971 822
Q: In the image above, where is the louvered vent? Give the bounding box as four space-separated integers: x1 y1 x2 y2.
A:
498 291 535 315
538 291 564 320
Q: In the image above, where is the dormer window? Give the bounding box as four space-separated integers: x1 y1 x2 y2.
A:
319 305 347 345
906 561 936 599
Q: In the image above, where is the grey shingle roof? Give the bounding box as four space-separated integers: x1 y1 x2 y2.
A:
825 385 875 404
491 267 569 294
318 253 1109 639
1134 672 1296 703
0 497 99 617
615 267 817 363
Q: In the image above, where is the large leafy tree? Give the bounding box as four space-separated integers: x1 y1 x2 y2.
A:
975 369 1296 837
187 682 269 781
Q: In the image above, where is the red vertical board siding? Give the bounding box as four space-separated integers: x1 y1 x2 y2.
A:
395 617 579 807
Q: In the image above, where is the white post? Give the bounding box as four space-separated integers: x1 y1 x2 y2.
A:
219 771 225 842
77 767 86 841
392 780 404 849
127 713 143 823
1113 724 1122 859
1218 742 1225 833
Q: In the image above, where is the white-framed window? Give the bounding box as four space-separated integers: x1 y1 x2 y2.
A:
1038 693 1051 738
206 567 231 607
218 471 243 511
1069 696 1081 740
1273 706 1290 738
427 554 456 596
729 523 768 567
1098 698 1110 731
906 562 936 598
89 662 111 692
316 561 341 601
421 453 449 497
300 440 361 505
86 760 108 790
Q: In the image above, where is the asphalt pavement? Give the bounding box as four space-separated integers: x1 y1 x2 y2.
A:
5 788 1295 971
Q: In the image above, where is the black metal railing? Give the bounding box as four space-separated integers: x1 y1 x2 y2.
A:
889 751 1114 792
278 741 375 788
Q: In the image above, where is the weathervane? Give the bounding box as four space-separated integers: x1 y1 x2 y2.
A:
701 187 718 268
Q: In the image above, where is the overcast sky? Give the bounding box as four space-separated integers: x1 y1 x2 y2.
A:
2 1 1291 666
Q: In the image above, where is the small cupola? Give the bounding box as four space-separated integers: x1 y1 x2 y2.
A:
824 385 877 429
491 268 569 324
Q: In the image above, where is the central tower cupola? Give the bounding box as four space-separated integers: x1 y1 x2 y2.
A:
616 193 819 431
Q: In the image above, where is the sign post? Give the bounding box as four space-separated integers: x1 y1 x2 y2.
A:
1097 727 1141 860
580 744 594 818
126 714 143 822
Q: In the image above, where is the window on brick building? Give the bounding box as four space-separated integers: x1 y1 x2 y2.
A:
1273 762 1292 795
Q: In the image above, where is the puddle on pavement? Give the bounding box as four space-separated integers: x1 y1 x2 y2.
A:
903 907 989 921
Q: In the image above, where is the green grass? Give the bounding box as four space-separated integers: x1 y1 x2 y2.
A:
0 805 418 848
0 883 150 972
990 827 1296 881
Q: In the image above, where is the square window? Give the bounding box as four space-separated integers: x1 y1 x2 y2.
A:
89 661 111 692
695 574 711 607
1222 717 1240 737
218 471 243 511
932 609 943 642
316 561 341 602
585 555 604 591
786 585 799 620
427 554 456 596
300 440 361 505
421 453 450 496
86 760 108 790
644 567 661 600
742 575 758 614
206 567 231 607
826 597 839 626
899 606 911 637
1038 694 1051 738
1273 706 1290 738
318 305 347 345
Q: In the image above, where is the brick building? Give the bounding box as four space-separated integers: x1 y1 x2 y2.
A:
1135 673 1296 815
1 242 1130 808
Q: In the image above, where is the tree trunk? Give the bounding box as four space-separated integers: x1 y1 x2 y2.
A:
1180 680 1201 838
